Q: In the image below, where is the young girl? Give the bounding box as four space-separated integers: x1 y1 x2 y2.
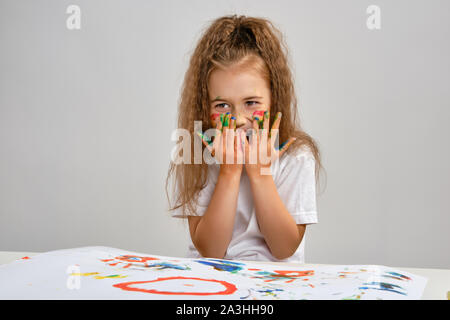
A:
167 15 322 263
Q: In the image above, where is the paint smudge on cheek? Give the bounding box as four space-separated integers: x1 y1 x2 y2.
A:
210 113 220 126
252 110 267 127
252 110 265 118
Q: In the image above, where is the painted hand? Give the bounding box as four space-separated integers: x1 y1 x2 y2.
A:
242 111 296 178
198 113 244 177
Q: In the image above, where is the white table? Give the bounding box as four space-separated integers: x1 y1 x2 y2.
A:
1 251 448 300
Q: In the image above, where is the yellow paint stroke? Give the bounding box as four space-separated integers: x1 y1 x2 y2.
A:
94 274 128 279
71 272 100 276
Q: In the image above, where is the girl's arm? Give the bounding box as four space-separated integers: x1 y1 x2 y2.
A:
188 170 241 259
248 174 305 260
190 116 243 259
242 112 303 260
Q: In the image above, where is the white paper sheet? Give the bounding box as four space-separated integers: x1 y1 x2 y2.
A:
0 246 427 299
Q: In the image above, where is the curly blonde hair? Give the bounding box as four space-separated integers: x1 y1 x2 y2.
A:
166 14 323 218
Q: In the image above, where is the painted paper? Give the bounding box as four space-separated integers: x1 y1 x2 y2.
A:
0 246 427 299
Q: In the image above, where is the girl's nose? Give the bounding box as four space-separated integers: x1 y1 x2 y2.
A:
234 112 247 128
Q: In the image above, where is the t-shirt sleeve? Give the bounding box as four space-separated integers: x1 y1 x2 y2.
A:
275 149 318 225
170 167 217 218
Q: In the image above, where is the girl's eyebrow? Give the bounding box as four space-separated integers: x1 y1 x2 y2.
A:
211 96 263 102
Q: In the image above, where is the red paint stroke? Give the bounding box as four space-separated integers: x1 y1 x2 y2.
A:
115 255 159 263
339 272 359 275
262 270 315 283
274 270 314 277
21 256 31 260
210 113 220 120
101 259 114 262
252 110 265 117
248 268 261 271
122 263 132 269
285 279 295 283
113 277 237 296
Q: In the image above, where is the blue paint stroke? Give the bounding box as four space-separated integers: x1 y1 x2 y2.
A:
382 271 412 281
257 288 284 295
146 262 189 271
195 259 244 273
359 282 406 296
240 289 252 300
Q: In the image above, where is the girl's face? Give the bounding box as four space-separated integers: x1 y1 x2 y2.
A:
208 66 271 130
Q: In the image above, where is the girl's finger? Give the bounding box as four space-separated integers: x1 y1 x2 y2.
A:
263 111 270 131
226 125 234 156
219 113 225 128
196 131 211 146
230 116 236 130
223 114 233 161
213 116 222 146
196 131 214 154
270 111 282 132
259 110 269 141
252 110 265 123
251 118 259 149
278 137 296 157
209 117 223 159
252 116 260 133
235 130 242 164
216 115 223 133
240 129 249 163
269 111 282 148
223 112 231 128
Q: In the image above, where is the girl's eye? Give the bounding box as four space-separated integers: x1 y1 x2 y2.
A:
246 101 259 107
215 103 230 109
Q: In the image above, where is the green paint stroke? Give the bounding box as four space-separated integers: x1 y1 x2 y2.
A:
197 131 212 144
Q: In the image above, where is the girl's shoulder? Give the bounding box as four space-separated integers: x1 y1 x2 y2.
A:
280 144 316 165
274 144 316 178
269 144 317 187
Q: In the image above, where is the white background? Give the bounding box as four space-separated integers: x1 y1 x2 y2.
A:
0 0 449 268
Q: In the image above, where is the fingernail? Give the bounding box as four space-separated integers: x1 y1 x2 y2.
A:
274 112 282 121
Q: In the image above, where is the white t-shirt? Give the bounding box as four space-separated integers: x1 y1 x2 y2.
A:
171 146 318 263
